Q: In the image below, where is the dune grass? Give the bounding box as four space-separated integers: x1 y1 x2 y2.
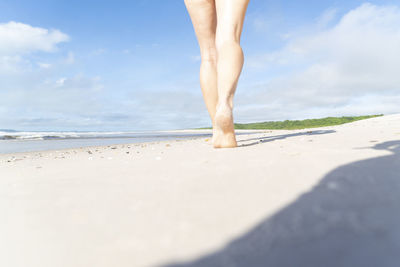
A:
198 115 383 130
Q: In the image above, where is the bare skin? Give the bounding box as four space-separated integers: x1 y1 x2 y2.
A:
185 0 250 148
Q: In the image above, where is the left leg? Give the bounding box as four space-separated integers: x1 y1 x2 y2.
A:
184 0 218 126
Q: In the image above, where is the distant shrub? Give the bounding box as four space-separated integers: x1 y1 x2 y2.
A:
233 115 383 130
197 114 383 130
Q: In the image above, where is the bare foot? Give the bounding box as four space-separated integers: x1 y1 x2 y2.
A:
213 105 237 148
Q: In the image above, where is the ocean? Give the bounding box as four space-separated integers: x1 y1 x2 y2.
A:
0 130 212 154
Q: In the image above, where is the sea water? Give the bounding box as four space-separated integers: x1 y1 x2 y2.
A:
0 130 212 154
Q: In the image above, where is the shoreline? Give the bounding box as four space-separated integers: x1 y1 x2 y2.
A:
0 129 266 155
0 129 269 162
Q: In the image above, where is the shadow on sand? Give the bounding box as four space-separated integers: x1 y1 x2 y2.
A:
237 129 336 147
162 140 400 267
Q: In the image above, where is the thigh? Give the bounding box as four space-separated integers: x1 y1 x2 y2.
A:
184 0 217 57
215 0 250 42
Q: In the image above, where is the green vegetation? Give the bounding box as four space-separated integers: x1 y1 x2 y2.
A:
198 115 383 130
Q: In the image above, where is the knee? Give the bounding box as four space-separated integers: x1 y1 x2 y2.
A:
200 46 217 64
215 34 241 54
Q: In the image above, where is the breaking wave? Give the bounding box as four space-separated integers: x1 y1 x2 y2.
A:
0 131 147 141
0 131 210 141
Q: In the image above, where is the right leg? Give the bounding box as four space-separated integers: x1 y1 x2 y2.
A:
213 0 250 148
184 0 218 127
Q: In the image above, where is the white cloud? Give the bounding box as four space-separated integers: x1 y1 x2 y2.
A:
90 48 106 56
315 8 338 29
190 55 201 62
38 62 51 69
0 55 27 73
0 73 106 130
0 22 69 74
56 77 67 86
65 51 75 64
252 17 272 32
0 21 69 55
238 3 400 122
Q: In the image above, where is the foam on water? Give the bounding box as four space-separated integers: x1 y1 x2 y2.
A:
0 131 212 153
0 131 147 140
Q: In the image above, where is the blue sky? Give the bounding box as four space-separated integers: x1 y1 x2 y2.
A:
0 0 399 131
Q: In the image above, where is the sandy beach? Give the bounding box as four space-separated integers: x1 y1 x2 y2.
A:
1 114 400 267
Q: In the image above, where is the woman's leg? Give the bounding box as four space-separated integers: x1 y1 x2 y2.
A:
184 0 218 127
213 0 250 148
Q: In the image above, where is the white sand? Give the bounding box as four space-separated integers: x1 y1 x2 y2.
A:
1 114 399 267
